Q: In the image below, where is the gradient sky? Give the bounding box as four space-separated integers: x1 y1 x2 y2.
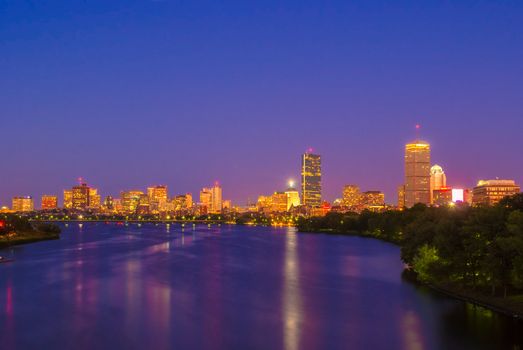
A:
1 0 522 207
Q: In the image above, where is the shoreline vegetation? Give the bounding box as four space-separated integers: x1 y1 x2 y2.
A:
297 194 523 319
0 217 61 250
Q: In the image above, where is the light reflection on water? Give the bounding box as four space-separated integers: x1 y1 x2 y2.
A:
283 229 302 350
1 223 523 349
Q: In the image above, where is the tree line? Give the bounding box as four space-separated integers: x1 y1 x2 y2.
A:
297 194 523 298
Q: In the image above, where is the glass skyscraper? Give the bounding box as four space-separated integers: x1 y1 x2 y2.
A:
301 152 322 207
404 140 431 207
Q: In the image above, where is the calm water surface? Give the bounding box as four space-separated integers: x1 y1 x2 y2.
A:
1 223 522 349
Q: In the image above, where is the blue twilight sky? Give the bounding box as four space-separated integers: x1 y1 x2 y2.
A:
1 0 523 207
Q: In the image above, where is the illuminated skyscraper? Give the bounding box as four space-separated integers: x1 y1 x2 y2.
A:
285 181 300 211
301 151 322 207
210 183 223 214
89 188 101 209
63 189 73 209
199 188 212 214
41 195 58 210
148 185 168 212
404 140 431 207
72 183 90 210
397 185 405 208
430 164 447 204
12 196 34 212
103 196 114 211
342 185 362 209
121 190 144 214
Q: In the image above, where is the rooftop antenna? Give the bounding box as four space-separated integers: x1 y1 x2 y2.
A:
415 124 421 140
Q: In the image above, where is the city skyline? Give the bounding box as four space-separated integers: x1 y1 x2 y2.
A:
0 132 521 208
2 1 523 206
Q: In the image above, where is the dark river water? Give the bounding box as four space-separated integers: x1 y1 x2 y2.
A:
1 223 522 349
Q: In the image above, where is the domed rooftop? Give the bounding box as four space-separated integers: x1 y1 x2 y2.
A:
430 164 444 174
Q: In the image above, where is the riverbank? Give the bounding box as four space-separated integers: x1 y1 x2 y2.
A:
299 228 523 319
0 231 60 249
428 282 523 319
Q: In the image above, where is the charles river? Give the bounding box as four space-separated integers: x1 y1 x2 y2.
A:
1 223 522 349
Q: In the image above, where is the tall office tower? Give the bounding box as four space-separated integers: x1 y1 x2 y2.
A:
12 196 34 212
397 185 405 208
121 190 144 214
271 192 288 212
104 196 114 211
210 183 223 214
342 185 362 209
41 195 58 210
89 188 101 209
63 189 73 209
404 140 431 207
148 185 169 212
199 188 212 214
430 164 447 204
285 181 301 211
185 193 193 209
72 183 90 210
301 151 322 207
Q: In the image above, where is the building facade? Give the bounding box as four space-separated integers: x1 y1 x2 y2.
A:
472 180 520 206
41 195 58 210
72 183 90 210
342 185 362 210
12 196 34 212
430 164 447 204
301 152 322 207
63 189 73 209
404 140 431 207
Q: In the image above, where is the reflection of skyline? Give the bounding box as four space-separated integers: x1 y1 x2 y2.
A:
283 228 302 350
400 310 425 350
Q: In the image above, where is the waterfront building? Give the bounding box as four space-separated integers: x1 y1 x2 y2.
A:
121 190 144 214
12 196 34 212
310 201 331 217
199 188 212 214
72 183 90 211
200 183 222 214
174 194 193 214
430 165 447 204
89 188 101 209
362 191 385 211
210 183 223 214
472 179 521 206
41 195 58 210
342 185 362 210
147 185 169 212
404 140 431 207
136 194 150 214
222 200 232 212
103 196 114 211
185 193 193 209
301 151 322 207
432 187 453 206
63 189 73 209
271 192 288 213
397 185 405 209
257 195 272 213
285 182 301 211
